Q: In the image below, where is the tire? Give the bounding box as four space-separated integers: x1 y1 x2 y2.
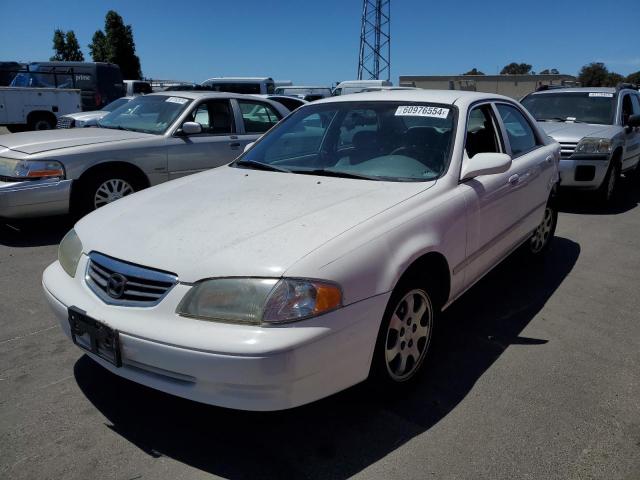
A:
598 160 620 204
524 201 558 256
74 171 140 216
369 280 437 388
27 114 55 131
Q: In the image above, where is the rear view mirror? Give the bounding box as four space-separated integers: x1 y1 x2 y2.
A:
626 114 640 131
181 122 202 135
461 153 512 180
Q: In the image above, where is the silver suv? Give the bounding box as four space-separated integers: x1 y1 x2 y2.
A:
521 85 640 202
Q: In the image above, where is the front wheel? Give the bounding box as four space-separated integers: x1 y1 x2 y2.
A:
598 161 620 203
74 172 140 217
370 283 436 386
526 203 557 255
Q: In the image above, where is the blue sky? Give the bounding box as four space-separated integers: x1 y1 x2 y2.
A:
1 0 639 85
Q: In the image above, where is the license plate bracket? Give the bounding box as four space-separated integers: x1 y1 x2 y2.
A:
68 306 122 367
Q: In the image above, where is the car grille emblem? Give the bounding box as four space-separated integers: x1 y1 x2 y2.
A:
106 273 127 299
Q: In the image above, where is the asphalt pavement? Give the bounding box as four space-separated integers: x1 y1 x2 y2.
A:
1 175 639 479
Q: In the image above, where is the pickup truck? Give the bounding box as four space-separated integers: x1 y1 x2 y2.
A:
0 86 82 132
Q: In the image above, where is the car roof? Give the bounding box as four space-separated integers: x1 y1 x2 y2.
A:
276 86 331 89
149 91 271 100
312 89 515 107
529 87 617 95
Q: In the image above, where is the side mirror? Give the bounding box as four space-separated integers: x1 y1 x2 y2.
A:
243 142 255 153
625 114 640 131
181 122 202 135
461 152 512 181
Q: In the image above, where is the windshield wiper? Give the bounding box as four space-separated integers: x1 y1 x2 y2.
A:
537 117 586 123
289 168 381 181
98 124 126 130
233 159 291 173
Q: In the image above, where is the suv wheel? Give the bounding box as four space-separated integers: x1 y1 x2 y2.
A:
599 161 620 203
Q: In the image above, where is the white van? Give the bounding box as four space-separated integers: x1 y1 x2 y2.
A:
201 77 275 95
332 79 393 96
124 80 152 96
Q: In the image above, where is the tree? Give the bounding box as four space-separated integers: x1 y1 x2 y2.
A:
500 62 532 75
625 71 640 85
462 68 485 75
88 10 142 79
605 72 624 87
50 29 84 61
578 62 609 87
540 68 559 75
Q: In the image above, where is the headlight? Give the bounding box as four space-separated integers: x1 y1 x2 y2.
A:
177 278 342 325
574 138 612 155
0 157 65 180
58 229 83 277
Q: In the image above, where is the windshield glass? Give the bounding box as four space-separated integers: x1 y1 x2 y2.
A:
521 92 615 125
98 95 192 134
233 101 455 182
10 65 75 89
101 97 131 112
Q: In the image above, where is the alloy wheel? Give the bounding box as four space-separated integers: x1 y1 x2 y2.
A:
93 179 135 209
530 207 554 253
384 289 433 381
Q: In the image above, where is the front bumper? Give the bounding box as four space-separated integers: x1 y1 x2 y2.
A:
42 258 390 411
558 158 609 189
0 178 72 218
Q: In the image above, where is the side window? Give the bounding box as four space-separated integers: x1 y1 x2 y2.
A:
621 94 634 125
238 101 281 133
188 100 233 134
465 105 501 158
630 95 640 116
496 104 538 156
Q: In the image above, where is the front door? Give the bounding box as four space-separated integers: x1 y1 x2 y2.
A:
166 99 240 180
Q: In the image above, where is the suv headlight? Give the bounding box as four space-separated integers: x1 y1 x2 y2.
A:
177 278 342 325
574 138 612 155
58 229 83 277
0 157 65 180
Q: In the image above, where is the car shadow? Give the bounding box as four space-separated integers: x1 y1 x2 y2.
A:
73 236 580 479
0 215 73 247
557 175 639 215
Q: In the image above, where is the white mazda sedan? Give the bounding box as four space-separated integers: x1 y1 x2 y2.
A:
42 90 560 411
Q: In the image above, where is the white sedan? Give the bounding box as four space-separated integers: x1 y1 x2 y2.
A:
42 90 560 411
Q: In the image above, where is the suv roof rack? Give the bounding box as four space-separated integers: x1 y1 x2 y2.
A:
535 84 567 92
616 82 636 92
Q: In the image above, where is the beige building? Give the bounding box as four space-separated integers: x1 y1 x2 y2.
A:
399 74 578 99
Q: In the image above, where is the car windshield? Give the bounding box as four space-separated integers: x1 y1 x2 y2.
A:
98 95 192 134
521 92 615 125
101 97 131 112
232 101 455 182
10 66 75 89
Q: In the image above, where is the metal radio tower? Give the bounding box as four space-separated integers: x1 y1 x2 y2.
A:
357 0 391 81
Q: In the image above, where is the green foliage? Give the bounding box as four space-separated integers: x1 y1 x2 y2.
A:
50 29 85 61
606 72 624 87
88 10 142 79
500 62 532 75
462 68 485 75
578 63 625 87
625 71 640 85
539 68 559 75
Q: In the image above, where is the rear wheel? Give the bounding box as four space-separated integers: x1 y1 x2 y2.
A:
27 114 55 131
370 281 436 387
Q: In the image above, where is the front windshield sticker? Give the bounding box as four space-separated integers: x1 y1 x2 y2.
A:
588 92 613 98
165 96 188 104
395 105 450 118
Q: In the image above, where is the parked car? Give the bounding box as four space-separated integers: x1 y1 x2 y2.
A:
0 92 289 218
332 79 393 96
201 77 276 95
253 94 307 111
521 85 640 202
273 86 333 101
56 96 135 128
0 85 81 131
10 62 125 110
42 90 559 411
124 80 152 96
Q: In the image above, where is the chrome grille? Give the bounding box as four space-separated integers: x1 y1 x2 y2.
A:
559 142 577 158
86 252 178 307
56 117 74 129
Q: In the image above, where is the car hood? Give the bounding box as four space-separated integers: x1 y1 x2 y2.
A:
76 166 434 283
537 122 619 143
0 127 151 154
63 111 108 122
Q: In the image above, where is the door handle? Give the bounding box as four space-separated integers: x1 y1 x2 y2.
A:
508 174 520 185
229 142 241 149
545 155 554 164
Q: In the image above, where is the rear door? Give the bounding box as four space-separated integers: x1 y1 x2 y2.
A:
621 93 640 171
166 98 239 179
232 98 283 146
